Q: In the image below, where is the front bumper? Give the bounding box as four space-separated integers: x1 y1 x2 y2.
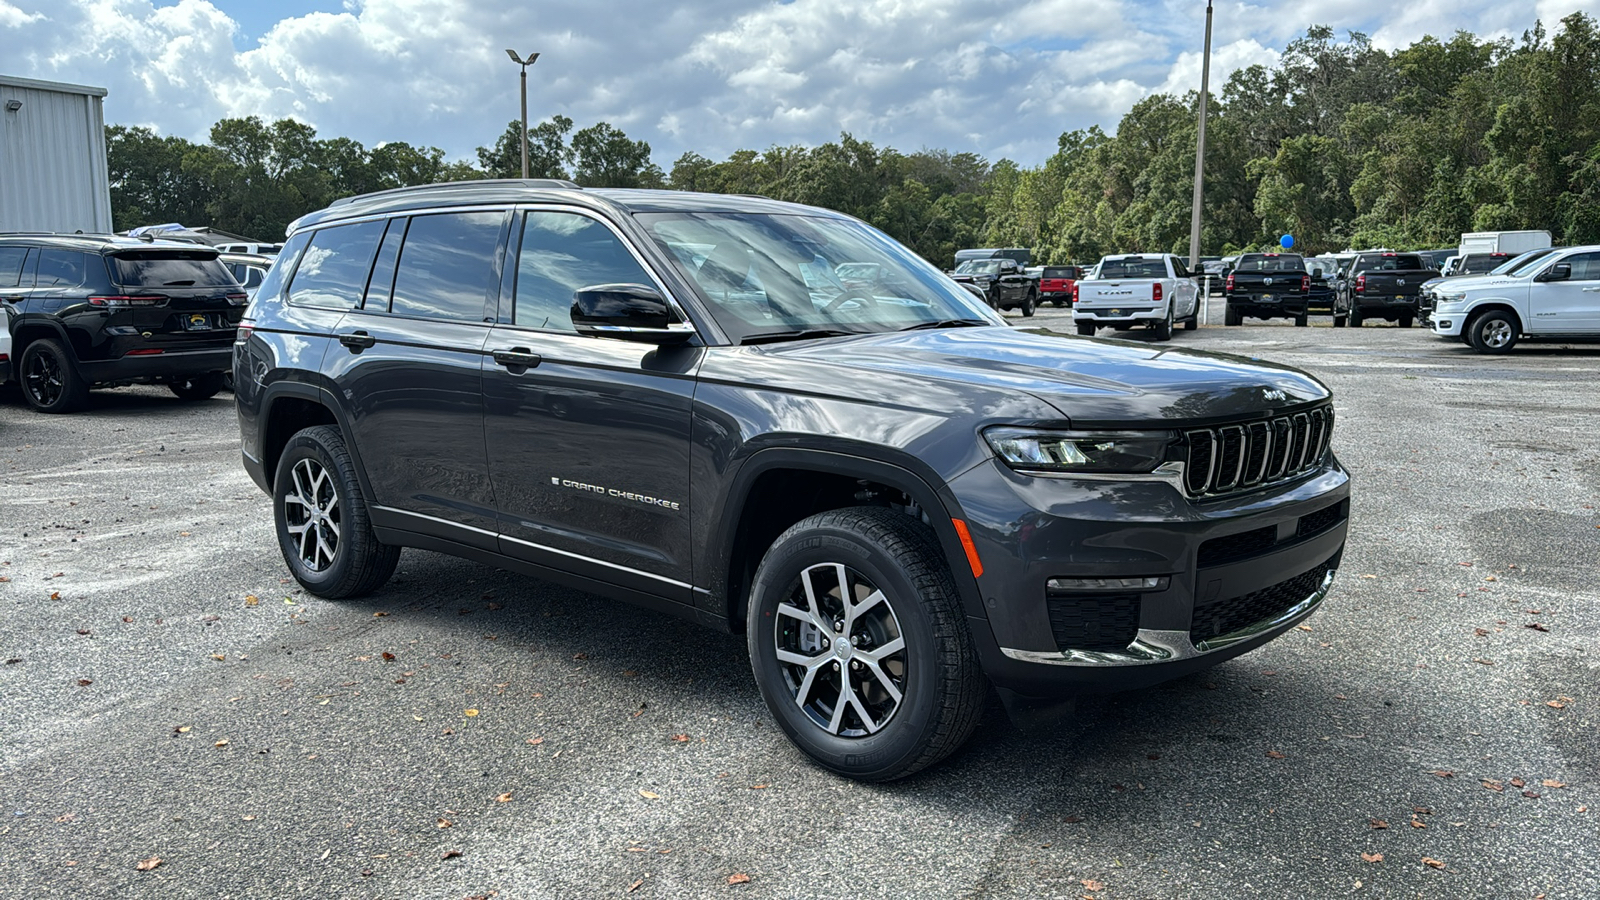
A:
949 456 1350 697
1429 308 1467 336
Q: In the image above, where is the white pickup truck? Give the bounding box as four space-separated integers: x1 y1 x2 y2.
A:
1430 244 1600 352
1072 253 1201 341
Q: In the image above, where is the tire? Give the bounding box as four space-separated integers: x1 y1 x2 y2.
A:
170 372 225 401
1020 290 1036 317
19 339 89 413
746 507 985 781
987 289 1002 310
1051 299 1066 308
1467 310 1519 354
273 425 401 599
1333 315 1347 328
1399 316 1414 329
1183 304 1199 330
1076 323 1095 336
1152 307 1172 341
1349 307 1363 327
1224 305 1242 326
222 370 236 393
1294 311 1308 327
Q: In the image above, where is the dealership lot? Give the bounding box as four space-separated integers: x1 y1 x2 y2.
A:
1 319 1595 899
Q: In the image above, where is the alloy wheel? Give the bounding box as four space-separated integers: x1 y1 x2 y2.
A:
25 351 64 407
1482 318 1514 349
774 562 907 737
283 458 341 571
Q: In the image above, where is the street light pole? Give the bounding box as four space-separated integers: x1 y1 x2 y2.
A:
1187 1 1214 270
505 49 540 179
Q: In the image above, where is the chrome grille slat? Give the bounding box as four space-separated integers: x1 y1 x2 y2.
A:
1183 405 1335 500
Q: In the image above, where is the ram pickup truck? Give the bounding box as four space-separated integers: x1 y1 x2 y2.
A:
1419 247 1565 322
1340 252 1439 327
1073 254 1200 340
950 257 1039 316
1429 244 1600 352
1225 253 1312 326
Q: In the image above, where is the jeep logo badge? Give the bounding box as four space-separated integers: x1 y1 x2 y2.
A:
1263 389 1287 401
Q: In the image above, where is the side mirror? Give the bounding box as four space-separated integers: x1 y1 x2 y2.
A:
1537 264 1572 283
571 283 694 344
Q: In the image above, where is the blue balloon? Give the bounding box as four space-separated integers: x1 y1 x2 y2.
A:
1280 234 1295 249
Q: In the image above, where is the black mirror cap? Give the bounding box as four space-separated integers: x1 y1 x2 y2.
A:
571 283 694 344
1538 263 1572 283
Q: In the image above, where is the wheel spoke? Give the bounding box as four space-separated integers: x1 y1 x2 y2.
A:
850 587 887 620
799 567 826 625
863 659 903 704
792 664 821 710
850 691 880 734
861 636 904 663
776 601 825 633
827 678 853 734
775 647 822 667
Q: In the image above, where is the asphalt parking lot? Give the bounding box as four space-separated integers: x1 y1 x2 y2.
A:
2 307 1596 899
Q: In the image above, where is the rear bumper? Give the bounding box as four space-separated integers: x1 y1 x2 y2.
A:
1226 296 1307 318
78 347 233 384
1074 304 1162 325
1353 296 1419 315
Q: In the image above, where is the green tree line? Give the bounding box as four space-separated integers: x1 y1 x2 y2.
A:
108 11 1600 264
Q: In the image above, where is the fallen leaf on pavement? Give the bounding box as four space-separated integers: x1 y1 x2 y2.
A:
214 739 229 748
441 850 462 860
1361 853 1383 863
244 595 259 607
1431 770 1454 778
1482 780 1503 792
1266 750 1286 759
495 793 513 803
1370 819 1389 829
1547 700 1567 709
670 734 689 742
76 679 92 687
627 878 645 893
1541 779 1566 788
464 709 479 717
1510 778 1526 788
1422 857 1445 869
1082 879 1105 891
639 790 660 800
728 873 751 885
1410 818 1427 829
373 611 390 617
1522 791 1541 798
436 818 453 828
49 592 60 601
750 784 769 790
1524 623 1549 632
526 737 544 746
136 857 162 871
381 652 396 661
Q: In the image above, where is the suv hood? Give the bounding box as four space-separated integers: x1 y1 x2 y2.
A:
761 326 1328 427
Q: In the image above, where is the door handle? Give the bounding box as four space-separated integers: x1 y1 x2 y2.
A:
339 331 376 350
492 347 542 369
1583 287 1600 292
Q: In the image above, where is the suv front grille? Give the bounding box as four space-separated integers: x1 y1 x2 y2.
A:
1048 593 1141 653
1183 406 1334 498
1190 557 1335 643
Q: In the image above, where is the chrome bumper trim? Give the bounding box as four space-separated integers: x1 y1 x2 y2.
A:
1000 569 1336 667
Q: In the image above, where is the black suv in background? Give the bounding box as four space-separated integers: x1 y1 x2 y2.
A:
237 180 1350 781
0 234 246 412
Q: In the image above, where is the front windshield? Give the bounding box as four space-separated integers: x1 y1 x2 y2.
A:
954 260 1003 275
1498 248 1559 276
635 212 1003 343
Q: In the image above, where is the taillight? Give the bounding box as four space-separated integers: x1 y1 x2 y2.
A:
1226 274 1235 291
1071 282 1079 302
226 291 249 307
1356 275 1366 293
236 324 254 343
125 348 165 356
1152 282 1163 303
89 295 166 308
1301 275 1310 292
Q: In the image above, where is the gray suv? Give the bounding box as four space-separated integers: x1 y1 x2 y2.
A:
236 180 1350 780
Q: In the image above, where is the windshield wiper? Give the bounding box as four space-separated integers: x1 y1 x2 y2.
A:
739 328 868 345
898 319 992 331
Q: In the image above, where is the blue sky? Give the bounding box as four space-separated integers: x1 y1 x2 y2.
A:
3 0 1595 168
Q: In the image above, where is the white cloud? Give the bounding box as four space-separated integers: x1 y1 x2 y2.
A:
0 0 1589 171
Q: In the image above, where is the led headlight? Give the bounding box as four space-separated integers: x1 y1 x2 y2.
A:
984 428 1174 474
1436 291 1467 305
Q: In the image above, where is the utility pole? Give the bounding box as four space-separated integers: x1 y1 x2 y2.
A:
1187 1 1214 270
505 49 540 179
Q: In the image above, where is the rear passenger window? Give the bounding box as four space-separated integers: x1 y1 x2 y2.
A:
289 221 386 309
0 247 26 287
514 212 653 331
389 212 504 321
35 250 91 288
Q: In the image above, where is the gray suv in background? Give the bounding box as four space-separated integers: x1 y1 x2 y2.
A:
236 180 1350 780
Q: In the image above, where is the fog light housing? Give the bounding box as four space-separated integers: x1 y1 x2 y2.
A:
1047 576 1170 593
1438 319 1452 329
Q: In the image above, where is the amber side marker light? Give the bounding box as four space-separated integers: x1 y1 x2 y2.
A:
950 519 984 578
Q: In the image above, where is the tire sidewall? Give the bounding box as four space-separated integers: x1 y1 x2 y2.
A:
273 429 359 594
20 340 78 412
747 523 945 780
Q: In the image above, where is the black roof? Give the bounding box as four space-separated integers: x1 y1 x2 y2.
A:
0 233 219 254
289 180 837 233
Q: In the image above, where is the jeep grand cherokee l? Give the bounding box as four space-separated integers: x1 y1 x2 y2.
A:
236 180 1351 781
1 234 246 412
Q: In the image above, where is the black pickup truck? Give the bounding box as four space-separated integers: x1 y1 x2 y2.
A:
1225 253 1311 326
1339 252 1439 327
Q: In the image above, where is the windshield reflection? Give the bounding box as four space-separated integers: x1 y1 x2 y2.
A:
634 212 1002 343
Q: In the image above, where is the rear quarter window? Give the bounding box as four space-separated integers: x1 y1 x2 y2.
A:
111 251 235 288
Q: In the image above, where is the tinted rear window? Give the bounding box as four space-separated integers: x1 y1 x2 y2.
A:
1098 259 1168 279
111 251 234 287
1236 255 1305 272
1042 267 1076 278
1356 254 1425 271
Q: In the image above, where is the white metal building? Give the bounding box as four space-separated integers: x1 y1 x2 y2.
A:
0 75 113 234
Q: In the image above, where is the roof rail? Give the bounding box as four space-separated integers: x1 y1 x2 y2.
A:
330 178 582 207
